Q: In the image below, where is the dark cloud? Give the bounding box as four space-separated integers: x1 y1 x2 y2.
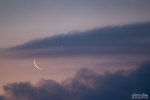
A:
4 22 150 58
1 61 150 100
2 80 68 100
0 96 5 100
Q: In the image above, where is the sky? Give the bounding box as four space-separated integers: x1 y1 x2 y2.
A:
1 0 150 48
0 0 150 100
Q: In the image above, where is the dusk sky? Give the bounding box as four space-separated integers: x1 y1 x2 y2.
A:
0 0 150 100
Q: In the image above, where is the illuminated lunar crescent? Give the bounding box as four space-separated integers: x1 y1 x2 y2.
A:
33 58 42 71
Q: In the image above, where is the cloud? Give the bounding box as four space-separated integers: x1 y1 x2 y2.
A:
1 61 150 100
2 80 68 100
0 96 4 100
3 22 150 58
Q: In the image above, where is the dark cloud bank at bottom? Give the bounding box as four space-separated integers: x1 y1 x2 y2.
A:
0 62 150 100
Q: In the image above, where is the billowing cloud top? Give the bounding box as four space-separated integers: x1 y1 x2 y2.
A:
0 61 150 100
5 22 150 58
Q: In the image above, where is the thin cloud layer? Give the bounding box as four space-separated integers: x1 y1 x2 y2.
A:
1 62 150 100
4 22 150 58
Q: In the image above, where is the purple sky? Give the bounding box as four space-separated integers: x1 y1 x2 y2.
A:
0 0 150 48
0 0 150 96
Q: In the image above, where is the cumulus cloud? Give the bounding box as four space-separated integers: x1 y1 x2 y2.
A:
1 62 150 100
3 22 150 58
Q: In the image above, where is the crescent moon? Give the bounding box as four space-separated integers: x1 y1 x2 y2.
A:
33 58 42 71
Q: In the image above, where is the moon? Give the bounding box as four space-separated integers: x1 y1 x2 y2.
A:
33 58 42 71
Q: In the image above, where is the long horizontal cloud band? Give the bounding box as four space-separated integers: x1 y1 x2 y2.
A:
7 22 150 57
0 61 150 100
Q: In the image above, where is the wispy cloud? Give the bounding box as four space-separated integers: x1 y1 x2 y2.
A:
0 61 150 100
4 22 150 58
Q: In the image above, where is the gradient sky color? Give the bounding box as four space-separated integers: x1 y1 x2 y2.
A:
0 0 150 48
0 0 150 97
